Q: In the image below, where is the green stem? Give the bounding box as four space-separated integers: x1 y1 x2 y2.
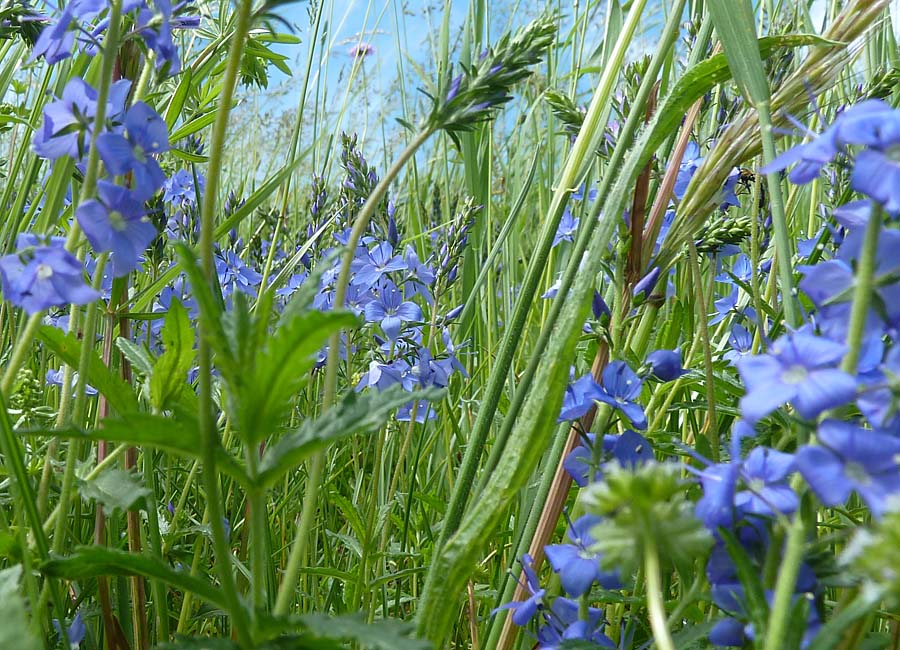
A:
758 100 801 328
841 205 881 373
644 531 675 650
143 448 170 642
196 0 256 645
687 242 719 461
762 502 806 650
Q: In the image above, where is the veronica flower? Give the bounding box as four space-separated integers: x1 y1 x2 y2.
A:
397 400 437 422
674 141 703 199
352 242 407 289
46 367 97 396
30 4 76 64
595 361 647 430
546 513 622 597
710 288 756 326
356 359 412 392
796 419 900 517
645 349 686 382
97 101 170 199
364 280 421 340
275 272 308 299
441 328 468 378
402 245 435 303
552 208 579 247
800 226 900 339
563 430 653 487
558 373 604 421
33 78 130 161
76 180 157 277
53 611 86 650
715 254 752 285
163 168 204 210
734 447 798 518
215 250 262 296
724 324 753 366
0 234 99 314
494 554 546 626
536 598 614 649
737 330 856 422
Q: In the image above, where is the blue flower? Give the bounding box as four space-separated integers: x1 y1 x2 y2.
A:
215 250 262 296
737 330 856 422
0 234 99 314
495 554 546 626
552 208 579 247
397 400 437 422
724 324 753 366
364 280 421 340
796 419 900 518
545 514 621 596
596 361 647 430
632 267 660 301
97 101 170 199
53 610 86 649
734 447 798 518
401 245 435 303
30 4 76 65
352 242 407 289
674 141 702 199
563 430 653 487
33 78 130 161
557 373 604 421
646 349 686 382
76 181 157 277
46 367 97 396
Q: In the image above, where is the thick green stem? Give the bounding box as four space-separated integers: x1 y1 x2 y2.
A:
841 206 881 373
196 0 256 645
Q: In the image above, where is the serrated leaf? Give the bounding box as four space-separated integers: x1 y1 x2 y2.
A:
42 547 228 610
36 326 139 414
151 298 195 411
115 338 155 376
300 613 431 650
78 468 150 516
257 386 444 489
234 305 359 445
0 565 40 650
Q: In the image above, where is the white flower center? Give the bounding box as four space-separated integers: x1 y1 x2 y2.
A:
36 263 54 280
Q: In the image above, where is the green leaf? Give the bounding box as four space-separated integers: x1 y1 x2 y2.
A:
165 68 193 129
115 338 154 376
42 547 228 610
257 386 443 489
707 0 771 104
169 109 218 141
151 298 196 411
233 304 359 445
36 326 139 414
300 613 432 650
0 565 40 650
78 467 150 516
20 410 247 485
